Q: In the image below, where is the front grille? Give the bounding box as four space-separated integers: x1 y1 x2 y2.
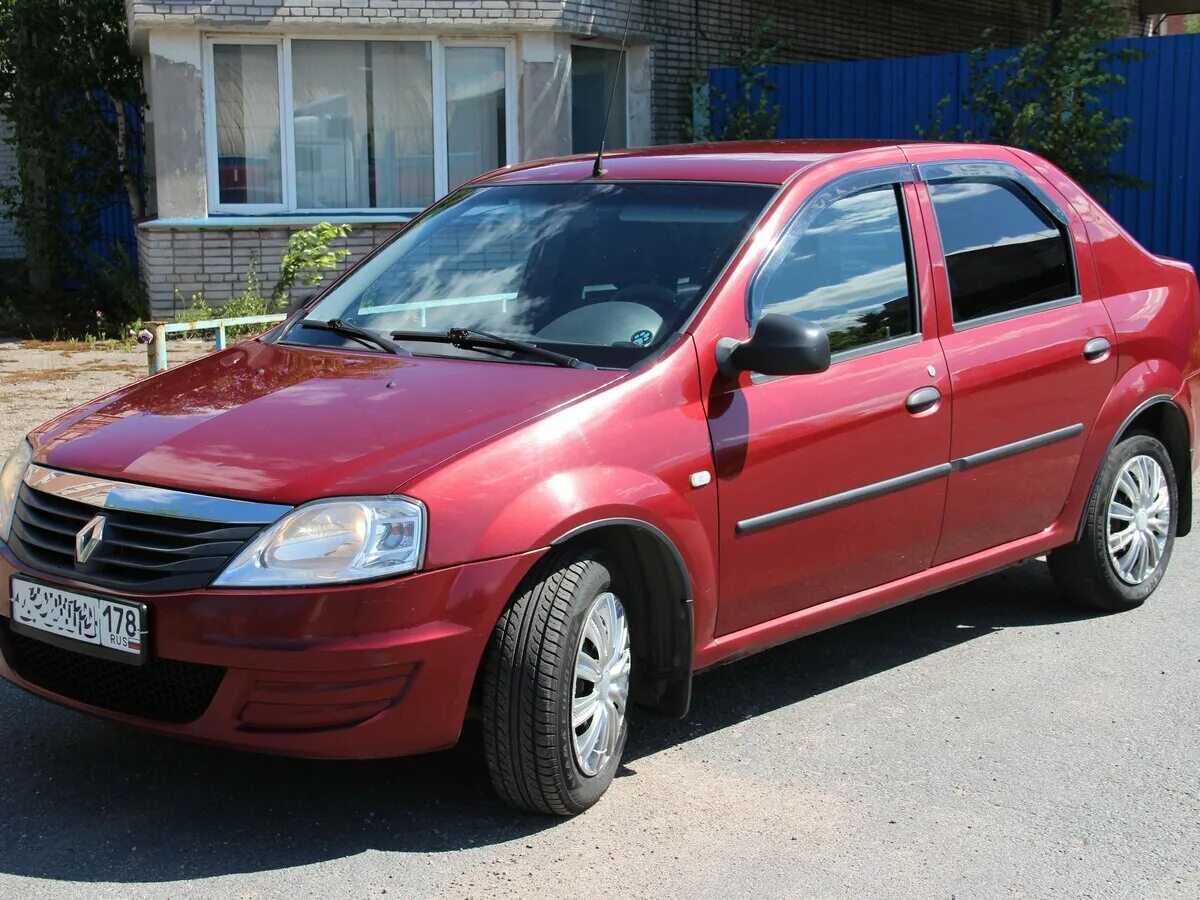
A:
1 622 225 724
7 484 263 593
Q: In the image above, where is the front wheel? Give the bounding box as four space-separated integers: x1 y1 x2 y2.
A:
481 548 631 815
1049 433 1177 612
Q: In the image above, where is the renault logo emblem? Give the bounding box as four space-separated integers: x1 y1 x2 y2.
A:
75 514 106 565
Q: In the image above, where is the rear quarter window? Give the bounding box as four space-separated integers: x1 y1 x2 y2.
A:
927 179 1076 324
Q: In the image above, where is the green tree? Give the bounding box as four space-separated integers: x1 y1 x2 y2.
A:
919 0 1143 198
688 20 783 142
0 0 145 289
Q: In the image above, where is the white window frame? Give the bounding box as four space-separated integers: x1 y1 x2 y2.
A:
569 40 632 155
440 38 520 197
203 35 519 215
203 36 289 214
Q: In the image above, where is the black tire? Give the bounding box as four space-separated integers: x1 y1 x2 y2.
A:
481 548 629 815
1049 432 1177 612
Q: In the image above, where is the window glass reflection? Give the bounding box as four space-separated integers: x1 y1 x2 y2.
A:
756 186 916 354
928 180 1074 323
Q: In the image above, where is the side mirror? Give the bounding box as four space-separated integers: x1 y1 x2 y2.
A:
715 314 831 378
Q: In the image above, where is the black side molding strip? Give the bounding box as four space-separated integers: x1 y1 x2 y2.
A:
736 422 1085 537
736 462 953 536
951 423 1084 471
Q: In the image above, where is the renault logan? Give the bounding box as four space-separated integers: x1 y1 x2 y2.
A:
2 141 1198 815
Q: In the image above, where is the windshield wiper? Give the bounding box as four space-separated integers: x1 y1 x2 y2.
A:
298 318 411 356
390 327 594 369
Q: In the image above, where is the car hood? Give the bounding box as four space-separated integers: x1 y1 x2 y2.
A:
32 340 622 505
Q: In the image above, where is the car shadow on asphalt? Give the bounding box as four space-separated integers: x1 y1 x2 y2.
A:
0 559 1100 884
623 557 1099 764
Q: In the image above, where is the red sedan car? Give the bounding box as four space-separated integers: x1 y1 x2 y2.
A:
1 141 1197 814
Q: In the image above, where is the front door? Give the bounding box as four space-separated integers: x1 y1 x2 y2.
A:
708 168 952 637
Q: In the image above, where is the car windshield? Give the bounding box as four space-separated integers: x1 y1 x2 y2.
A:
289 181 776 368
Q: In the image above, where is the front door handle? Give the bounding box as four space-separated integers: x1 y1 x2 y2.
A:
906 386 941 415
1083 337 1112 361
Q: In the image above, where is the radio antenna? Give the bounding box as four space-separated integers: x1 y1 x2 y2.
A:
592 0 636 178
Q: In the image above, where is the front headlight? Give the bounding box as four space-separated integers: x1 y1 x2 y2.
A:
0 437 33 543
213 496 426 587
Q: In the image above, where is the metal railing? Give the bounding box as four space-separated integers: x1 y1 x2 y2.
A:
144 293 523 374
145 314 287 374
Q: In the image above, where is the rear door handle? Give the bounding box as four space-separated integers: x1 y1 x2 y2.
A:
1083 337 1112 361
906 386 941 415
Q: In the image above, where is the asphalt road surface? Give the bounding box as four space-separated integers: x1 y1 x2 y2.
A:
0 342 1197 898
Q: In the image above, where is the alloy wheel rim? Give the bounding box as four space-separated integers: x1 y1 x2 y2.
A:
571 591 631 777
1106 454 1170 585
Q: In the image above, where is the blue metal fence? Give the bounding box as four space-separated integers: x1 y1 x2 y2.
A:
60 95 144 283
711 34 1200 273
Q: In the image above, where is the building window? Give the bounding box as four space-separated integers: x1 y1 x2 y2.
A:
292 40 434 210
205 38 515 214
571 45 627 154
445 47 508 193
212 44 284 205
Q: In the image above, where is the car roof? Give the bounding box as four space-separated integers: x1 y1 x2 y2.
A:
481 140 922 187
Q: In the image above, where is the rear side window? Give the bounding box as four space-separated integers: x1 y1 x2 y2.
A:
927 179 1076 324
754 186 917 355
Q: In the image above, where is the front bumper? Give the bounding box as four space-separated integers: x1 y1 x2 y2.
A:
0 542 544 759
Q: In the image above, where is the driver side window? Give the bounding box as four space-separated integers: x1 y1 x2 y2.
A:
754 185 917 355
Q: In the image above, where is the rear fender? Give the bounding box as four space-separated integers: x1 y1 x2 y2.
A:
1060 362 1192 542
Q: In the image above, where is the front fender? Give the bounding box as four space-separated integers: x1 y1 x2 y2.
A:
480 465 714 603
403 338 720 638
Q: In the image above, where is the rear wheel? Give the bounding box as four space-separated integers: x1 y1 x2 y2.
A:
1049 433 1177 611
481 548 631 815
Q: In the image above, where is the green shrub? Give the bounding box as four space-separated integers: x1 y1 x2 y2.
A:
221 258 275 338
686 20 783 143
273 222 353 309
91 249 148 338
0 250 146 341
918 0 1144 199
174 292 214 326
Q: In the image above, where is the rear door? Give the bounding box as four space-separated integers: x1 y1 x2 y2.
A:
910 155 1117 565
706 164 953 636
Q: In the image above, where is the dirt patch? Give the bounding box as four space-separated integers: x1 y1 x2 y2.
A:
0 338 210 455
17 339 126 354
2 361 142 386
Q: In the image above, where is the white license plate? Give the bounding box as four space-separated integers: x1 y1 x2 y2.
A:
9 577 147 665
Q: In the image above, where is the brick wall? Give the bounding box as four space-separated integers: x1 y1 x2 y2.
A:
127 1 567 28
137 222 399 319
0 119 24 261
